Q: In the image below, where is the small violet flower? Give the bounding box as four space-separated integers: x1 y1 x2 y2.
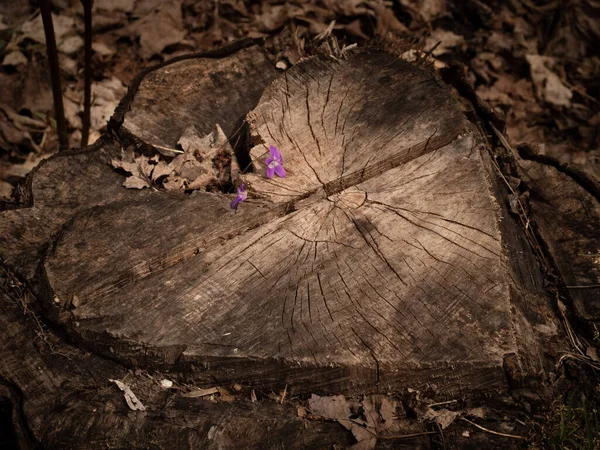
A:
265 145 286 179
230 183 247 209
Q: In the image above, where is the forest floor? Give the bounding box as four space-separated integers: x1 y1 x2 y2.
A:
0 1 599 448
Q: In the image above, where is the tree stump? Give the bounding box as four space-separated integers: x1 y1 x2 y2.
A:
1 41 598 449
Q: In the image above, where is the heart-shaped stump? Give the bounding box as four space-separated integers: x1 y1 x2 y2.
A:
39 50 554 397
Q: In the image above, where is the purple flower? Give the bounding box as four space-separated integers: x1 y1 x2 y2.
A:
265 145 286 179
231 184 247 209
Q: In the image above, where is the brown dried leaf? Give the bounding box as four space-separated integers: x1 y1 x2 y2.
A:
111 150 152 189
423 408 460 429
91 77 126 132
425 29 464 56
255 4 289 31
2 51 27 66
526 55 572 107
161 124 232 191
163 176 186 191
131 0 186 58
399 0 446 22
308 394 353 430
20 13 75 45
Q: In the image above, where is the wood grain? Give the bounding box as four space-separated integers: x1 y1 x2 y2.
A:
40 51 554 396
121 45 278 149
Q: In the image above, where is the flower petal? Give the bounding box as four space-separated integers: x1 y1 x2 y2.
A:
265 156 274 165
231 197 241 209
274 164 286 178
266 166 275 178
269 145 283 163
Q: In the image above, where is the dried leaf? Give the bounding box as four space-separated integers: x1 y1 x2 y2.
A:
308 394 379 449
586 346 599 362
130 0 186 58
59 35 84 55
399 0 446 22
111 150 153 189
526 55 572 107
256 4 288 31
308 394 353 430
110 379 146 411
423 408 460 429
217 387 235 403
2 51 27 66
90 77 126 132
425 29 464 56
20 13 75 45
160 123 232 191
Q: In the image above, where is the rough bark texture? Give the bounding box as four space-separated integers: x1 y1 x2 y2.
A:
1 42 593 449
517 156 600 323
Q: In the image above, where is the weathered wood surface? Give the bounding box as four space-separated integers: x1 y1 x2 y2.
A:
116 42 278 150
31 50 560 397
0 42 588 449
0 280 355 449
515 148 600 324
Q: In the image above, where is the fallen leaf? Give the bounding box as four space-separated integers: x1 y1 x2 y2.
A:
111 149 153 189
586 346 599 362
308 394 381 449
423 408 460 429
425 29 464 56
59 35 84 55
309 394 353 430
256 4 289 31
399 0 446 22
90 77 126 132
2 51 27 66
109 379 146 411
526 54 572 107
217 387 235 403
130 0 186 59
92 41 115 57
159 123 232 191
20 13 75 45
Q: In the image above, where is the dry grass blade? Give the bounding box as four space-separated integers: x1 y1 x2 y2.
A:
461 418 527 440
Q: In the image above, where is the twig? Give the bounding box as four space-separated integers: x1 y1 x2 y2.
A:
428 400 457 407
81 0 93 146
460 418 527 440
280 384 287 404
39 1 68 150
152 144 184 154
417 41 440 66
379 431 438 439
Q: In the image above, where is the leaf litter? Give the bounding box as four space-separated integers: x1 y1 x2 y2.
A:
110 123 234 192
2 0 598 202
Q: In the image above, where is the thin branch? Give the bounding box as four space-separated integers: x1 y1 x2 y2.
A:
81 0 93 146
461 418 527 440
379 431 438 439
39 1 68 150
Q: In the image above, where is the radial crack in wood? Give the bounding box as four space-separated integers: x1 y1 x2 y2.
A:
245 52 466 202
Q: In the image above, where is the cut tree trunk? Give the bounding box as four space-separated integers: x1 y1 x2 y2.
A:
1 40 597 449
